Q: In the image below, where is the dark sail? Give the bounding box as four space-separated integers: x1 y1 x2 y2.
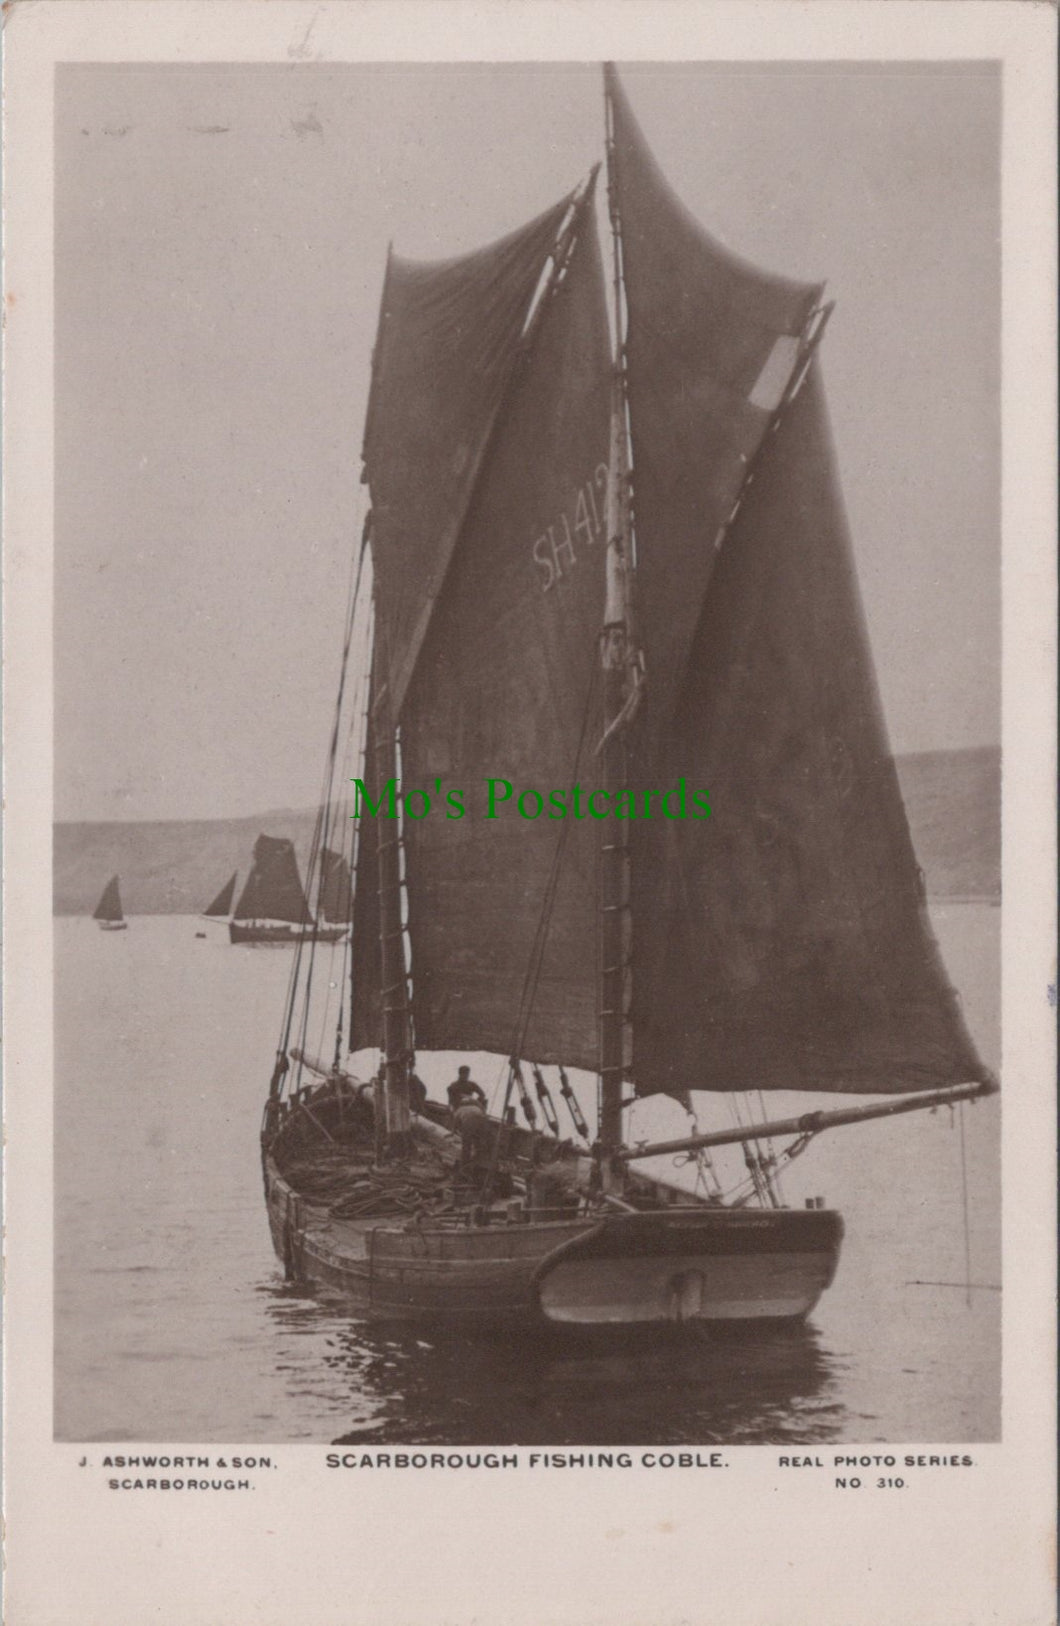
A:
360 187 612 1067
93 875 123 922
318 847 352 925
363 194 575 715
629 368 986 1096
203 872 236 917
233 835 311 924
606 64 822 727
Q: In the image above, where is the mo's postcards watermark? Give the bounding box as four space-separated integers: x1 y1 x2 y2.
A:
351 777 712 822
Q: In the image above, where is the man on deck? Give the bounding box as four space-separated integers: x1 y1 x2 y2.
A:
446 1066 486 1114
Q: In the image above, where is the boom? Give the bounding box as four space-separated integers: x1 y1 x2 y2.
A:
616 1079 997 1163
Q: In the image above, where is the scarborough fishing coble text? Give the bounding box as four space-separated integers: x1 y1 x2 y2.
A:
350 778 712 822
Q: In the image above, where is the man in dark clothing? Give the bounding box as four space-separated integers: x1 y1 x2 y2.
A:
408 1073 428 1114
447 1065 486 1114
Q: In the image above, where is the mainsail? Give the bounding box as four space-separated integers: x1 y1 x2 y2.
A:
318 847 352 925
93 875 123 923
353 182 612 1067
233 836 310 925
604 68 984 1096
350 66 986 1110
203 872 237 918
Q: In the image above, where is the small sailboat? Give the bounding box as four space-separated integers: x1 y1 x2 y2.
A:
259 66 995 1331
230 835 345 945
93 875 127 932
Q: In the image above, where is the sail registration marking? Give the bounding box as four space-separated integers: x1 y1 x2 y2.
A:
533 465 609 592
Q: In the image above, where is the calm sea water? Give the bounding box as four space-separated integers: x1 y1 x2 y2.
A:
54 904 1000 1444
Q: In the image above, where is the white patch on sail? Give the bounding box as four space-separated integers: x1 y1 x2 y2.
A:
748 334 800 411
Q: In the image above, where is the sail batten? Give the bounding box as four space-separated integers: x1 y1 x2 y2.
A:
233 836 311 925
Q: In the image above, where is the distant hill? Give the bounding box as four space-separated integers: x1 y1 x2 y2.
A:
54 809 323 918
54 746 1000 915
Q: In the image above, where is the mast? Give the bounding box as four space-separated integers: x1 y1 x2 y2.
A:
368 608 413 1157
598 66 639 1175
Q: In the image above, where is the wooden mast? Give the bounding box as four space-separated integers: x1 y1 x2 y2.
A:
369 609 413 1157
598 66 638 1182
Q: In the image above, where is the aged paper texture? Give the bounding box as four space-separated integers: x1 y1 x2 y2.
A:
4 3 1055 1623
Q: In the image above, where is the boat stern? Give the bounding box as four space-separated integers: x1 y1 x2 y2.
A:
532 1205 843 1329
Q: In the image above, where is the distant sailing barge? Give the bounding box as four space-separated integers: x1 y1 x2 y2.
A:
259 67 994 1331
230 834 348 945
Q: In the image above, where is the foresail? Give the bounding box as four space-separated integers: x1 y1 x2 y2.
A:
203 872 237 917
233 835 311 925
362 195 576 716
390 190 612 1067
630 368 986 1096
606 64 822 728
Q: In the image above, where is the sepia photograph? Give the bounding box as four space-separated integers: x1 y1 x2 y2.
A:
3 4 1055 1624
52 56 1002 1446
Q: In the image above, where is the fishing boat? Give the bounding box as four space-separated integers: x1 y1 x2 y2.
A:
230 834 345 945
260 66 995 1331
93 874 127 932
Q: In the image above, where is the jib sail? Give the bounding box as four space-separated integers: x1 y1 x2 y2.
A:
203 872 237 918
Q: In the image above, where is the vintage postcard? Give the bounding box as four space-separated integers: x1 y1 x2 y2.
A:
3 3 1055 1623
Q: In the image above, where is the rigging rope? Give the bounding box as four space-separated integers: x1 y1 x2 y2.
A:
958 1101 973 1309
276 512 370 1099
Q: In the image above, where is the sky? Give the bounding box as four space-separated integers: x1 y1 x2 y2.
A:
55 61 1000 823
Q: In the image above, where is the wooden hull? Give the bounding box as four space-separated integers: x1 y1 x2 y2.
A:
262 1080 843 1332
229 922 346 945
532 1208 841 1326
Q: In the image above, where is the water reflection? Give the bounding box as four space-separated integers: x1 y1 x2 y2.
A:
260 1281 846 1445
